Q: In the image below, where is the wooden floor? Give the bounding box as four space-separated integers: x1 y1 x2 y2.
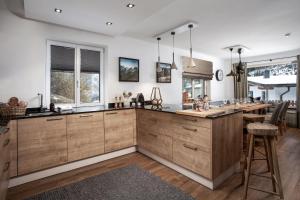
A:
7 128 300 200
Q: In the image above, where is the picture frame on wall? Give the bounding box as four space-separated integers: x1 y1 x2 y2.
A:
156 62 171 83
119 57 139 82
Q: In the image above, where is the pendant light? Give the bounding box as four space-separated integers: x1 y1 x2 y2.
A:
171 32 177 70
226 48 236 77
188 24 196 67
236 48 245 82
156 37 162 73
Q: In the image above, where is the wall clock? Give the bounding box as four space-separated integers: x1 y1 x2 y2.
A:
216 69 223 81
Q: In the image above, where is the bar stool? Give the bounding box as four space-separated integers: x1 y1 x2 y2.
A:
243 123 284 200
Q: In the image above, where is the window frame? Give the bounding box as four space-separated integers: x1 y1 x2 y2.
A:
182 76 208 100
46 40 104 107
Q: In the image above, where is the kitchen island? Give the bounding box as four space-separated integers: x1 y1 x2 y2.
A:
137 105 243 189
5 104 242 190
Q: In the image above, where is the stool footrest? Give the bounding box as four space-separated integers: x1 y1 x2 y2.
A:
248 186 280 196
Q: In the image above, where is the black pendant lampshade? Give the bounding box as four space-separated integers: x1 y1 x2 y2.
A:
171 32 177 70
226 48 236 77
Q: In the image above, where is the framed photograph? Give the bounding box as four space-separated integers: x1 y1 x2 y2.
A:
156 62 171 83
119 57 139 82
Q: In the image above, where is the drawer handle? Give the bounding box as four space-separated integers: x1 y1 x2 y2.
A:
46 118 63 121
149 133 158 138
182 126 197 132
106 112 118 115
3 162 10 172
3 139 10 147
183 118 197 122
183 144 198 151
80 114 93 118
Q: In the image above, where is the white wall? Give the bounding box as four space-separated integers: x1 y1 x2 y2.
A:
0 1 231 107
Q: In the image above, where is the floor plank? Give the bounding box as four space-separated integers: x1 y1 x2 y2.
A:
7 128 300 200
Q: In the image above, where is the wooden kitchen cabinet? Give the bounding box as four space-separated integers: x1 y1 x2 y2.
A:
173 139 211 179
138 130 172 161
0 126 10 200
104 109 136 152
67 112 105 162
8 120 17 177
18 116 68 175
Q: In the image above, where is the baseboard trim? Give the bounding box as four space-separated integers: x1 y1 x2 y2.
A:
138 147 214 189
9 146 137 188
138 148 240 190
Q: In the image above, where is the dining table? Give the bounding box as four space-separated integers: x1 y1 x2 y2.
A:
223 103 272 114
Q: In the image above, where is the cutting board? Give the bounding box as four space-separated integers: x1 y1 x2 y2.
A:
176 109 226 118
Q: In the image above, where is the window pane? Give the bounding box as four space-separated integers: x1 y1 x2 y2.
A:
247 63 297 101
50 45 75 104
183 78 192 98
193 79 204 98
80 49 100 103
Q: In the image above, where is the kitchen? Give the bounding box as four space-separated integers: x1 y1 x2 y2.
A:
1 0 300 200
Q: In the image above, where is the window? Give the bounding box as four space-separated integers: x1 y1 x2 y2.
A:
247 62 297 102
47 41 104 106
182 77 207 103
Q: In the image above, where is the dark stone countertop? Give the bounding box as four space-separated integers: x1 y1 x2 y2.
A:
4 104 242 121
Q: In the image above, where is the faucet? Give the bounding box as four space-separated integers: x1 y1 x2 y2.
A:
37 93 43 112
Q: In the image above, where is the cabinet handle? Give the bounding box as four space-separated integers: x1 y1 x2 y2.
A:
3 162 10 172
182 126 197 132
183 144 198 151
149 133 158 138
80 114 93 118
183 118 197 122
46 118 63 121
3 139 10 147
106 112 118 115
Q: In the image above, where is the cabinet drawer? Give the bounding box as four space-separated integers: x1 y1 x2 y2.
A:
172 114 211 129
105 109 135 121
138 130 172 161
67 112 104 162
137 110 173 137
173 139 211 179
171 124 211 152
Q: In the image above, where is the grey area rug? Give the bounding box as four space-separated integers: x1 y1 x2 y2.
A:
25 165 195 200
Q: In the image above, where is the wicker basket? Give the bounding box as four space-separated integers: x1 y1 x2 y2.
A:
9 106 27 116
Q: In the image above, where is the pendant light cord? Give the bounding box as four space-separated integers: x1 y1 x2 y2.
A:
157 37 161 62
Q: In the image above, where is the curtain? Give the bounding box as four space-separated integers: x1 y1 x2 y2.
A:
297 55 300 128
181 56 214 80
233 62 248 99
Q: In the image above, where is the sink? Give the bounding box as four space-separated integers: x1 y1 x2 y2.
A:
26 111 56 117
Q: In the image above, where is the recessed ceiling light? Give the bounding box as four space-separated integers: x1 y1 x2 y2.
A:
106 22 113 26
54 8 62 13
284 33 291 37
126 3 135 8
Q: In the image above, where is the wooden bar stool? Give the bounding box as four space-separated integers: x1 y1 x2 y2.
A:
243 123 284 200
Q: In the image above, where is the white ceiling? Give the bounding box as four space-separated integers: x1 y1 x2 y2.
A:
22 0 300 58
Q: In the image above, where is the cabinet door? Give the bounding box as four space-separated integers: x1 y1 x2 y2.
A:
18 116 68 175
104 110 135 152
67 112 104 162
